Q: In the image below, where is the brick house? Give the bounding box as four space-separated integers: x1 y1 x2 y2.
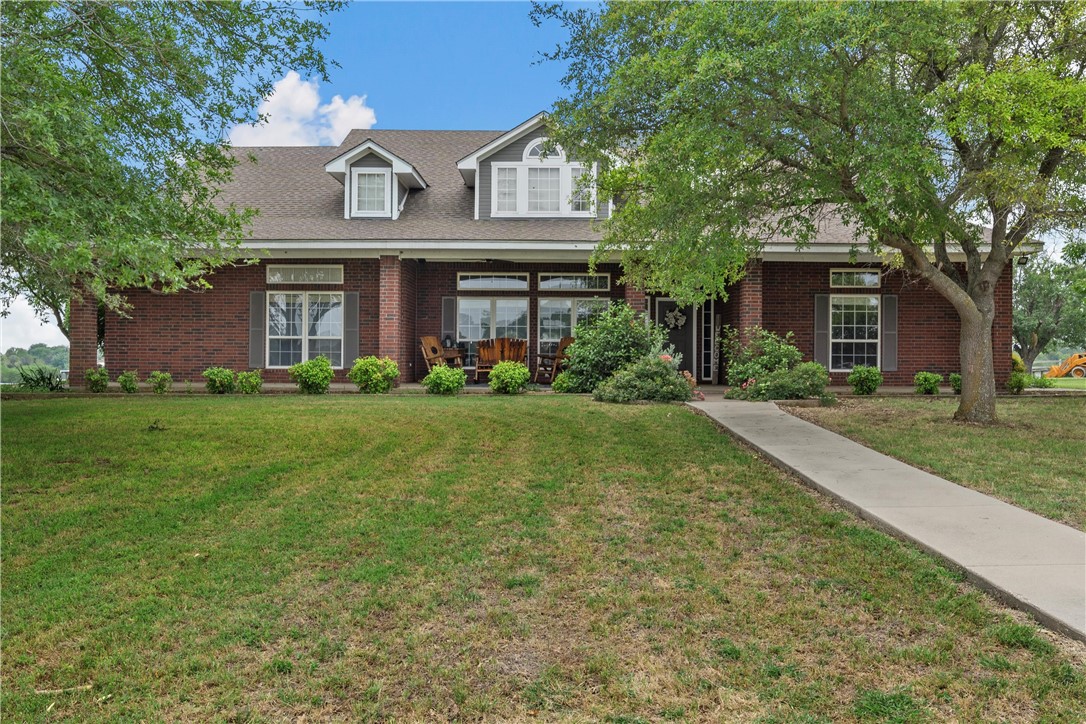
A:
68 112 1012 386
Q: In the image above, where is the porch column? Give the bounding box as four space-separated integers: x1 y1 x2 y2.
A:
378 255 404 379
735 260 763 344
623 284 648 314
68 289 99 386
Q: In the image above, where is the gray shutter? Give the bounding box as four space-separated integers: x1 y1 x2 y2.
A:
814 294 830 367
441 296 456 341
344 292 359 365
249 291 265 369
881 294 898 372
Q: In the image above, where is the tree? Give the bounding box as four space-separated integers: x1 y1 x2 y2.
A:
1 1 344 339
1013 254 1086 371
535 1 1086 422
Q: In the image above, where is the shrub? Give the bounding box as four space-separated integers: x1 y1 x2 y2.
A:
489 360 531 394
551 370 574 393
202 366 237 394
1006 371 1029 395
422 364 466 395
289 356 335 394
949 373 962 395
562 302 666 393
847 365 883 395
116 370 139 393
751 361 830 401
913 371 942 395
720 326 803 388
84 367 110 393
147 370 173 394
16 365 66 392
348 356 399 394
1028 374 1054 389
237 370 263 394
1011 352 1026 374
594 355 692 404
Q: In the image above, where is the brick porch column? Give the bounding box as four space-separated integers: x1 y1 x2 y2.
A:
378 255 404 379
735 260 763 344
68 290 99 386
623 285 648 314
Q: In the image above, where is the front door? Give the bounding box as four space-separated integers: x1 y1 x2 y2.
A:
655 298 696 375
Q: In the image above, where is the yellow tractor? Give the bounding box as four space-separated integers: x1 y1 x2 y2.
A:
1045 352 1086 379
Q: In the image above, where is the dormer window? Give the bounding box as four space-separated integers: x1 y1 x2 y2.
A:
324 140 426 220
351 168 392 218
490 137 595 218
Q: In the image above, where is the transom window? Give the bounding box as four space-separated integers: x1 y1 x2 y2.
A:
830 269 881 288
538 298 609 354
457 298 529 367
351 168 392 218
538 273 610 292
830 295 880 372
457 273 529 291
267 292 344 368
266 265 344 285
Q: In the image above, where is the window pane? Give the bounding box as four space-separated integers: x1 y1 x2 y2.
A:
308 294 343 338
539 274 610 291
457 274 528 290
269 338 302 367
266 265 343 284
496 167 518 212
539 299 573 354
570 167 591 212
457 299 491 367
495 299 528 339
830 295 880 371
268 293 303 337
831 270 880 288
308 339 342 368
527 168 560 212
576 298 609 323
355 172 386 213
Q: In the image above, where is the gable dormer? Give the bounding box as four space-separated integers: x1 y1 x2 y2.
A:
324 140 427 220
457 113 607 221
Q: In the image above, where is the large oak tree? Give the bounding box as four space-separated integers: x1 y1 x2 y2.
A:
535 0 1086 422
1 0 343 338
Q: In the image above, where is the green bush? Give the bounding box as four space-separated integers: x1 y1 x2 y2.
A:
422 364 466 395
84 367 110 393
289 356 335 394
1011 352 1026 374
562 302 666 393
147 370 173 394
202 366 237 394
1006 371 1029 395
489 360 531 394
348 356 399 393
117 370 139 393
551 371 574 393
949 373 962 395
593 355 692 404
846 365 883 395
751 361 829 401
913 371 942 395
1028 374 1054 389
237 370 263 394
16 364 66 392
720 326 803 388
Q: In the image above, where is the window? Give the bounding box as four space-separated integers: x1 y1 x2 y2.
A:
457 298 529 367
457 273 529 291
490 138 594 217
571 166 591 213
496 167 518 213
528 167 561 212
266 265 344 285
830 269 881 288
538 273 610 292
538 297 609 354
830 295 880 372
351 168 392 217
268 292 344 368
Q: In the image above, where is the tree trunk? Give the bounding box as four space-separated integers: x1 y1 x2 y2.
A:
956 298 997 423
1021 348 1040 375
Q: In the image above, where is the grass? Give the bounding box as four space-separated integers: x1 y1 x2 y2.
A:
790 396 1086 530
2 396 1084 721
1051 378 1086 390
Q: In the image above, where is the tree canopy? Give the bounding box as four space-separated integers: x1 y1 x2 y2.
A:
535 0 1086 421
1013 254 1086 370
0 0 344 337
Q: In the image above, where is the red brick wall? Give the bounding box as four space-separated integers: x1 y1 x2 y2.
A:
68 290 99 382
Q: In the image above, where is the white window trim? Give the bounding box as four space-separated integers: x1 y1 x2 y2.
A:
456 273 530 291
490 160 597 218
829 293 881 373
350 167 393 218
537 297 610 355
456 297 530 367
266 264 344 285
266 291 345 370
830 268 881 288
537 273 611 292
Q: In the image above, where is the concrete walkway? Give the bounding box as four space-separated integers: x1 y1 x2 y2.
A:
688 399 1086 643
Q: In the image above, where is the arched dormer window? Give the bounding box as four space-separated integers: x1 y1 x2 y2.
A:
491 138 593 217
523 138 565 163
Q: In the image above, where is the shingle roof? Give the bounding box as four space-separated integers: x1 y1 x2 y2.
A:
220 130 604 242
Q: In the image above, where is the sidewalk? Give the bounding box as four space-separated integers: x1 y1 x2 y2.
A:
688 399 1086 643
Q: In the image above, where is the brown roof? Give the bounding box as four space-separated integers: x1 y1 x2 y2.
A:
220 130 604 242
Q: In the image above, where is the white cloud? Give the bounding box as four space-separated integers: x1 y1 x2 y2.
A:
1 295 68 352
229 71 376 147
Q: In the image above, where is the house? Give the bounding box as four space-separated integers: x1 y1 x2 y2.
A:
68 112 1012 386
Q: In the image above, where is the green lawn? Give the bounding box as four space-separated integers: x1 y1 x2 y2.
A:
3 397 1084 721
1051 378 1086 390
791 396 1086 530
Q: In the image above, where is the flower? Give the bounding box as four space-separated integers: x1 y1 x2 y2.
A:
659 354 673 362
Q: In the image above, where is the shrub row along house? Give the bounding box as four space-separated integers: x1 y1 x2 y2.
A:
69 112 1014 386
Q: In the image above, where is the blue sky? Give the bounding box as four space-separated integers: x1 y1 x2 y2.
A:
3 1 578 350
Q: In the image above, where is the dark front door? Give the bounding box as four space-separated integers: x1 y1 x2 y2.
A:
655 299 696 375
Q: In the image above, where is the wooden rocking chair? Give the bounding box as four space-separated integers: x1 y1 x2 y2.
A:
534 336 574 383
474 339 500 383
420 336 462 372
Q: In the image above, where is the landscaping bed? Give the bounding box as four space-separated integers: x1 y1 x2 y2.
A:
2 397 1083 721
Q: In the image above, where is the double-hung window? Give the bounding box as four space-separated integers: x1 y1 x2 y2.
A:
830 295 880 371
268 292 344 368
490 138 595 217
351 168 392 218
